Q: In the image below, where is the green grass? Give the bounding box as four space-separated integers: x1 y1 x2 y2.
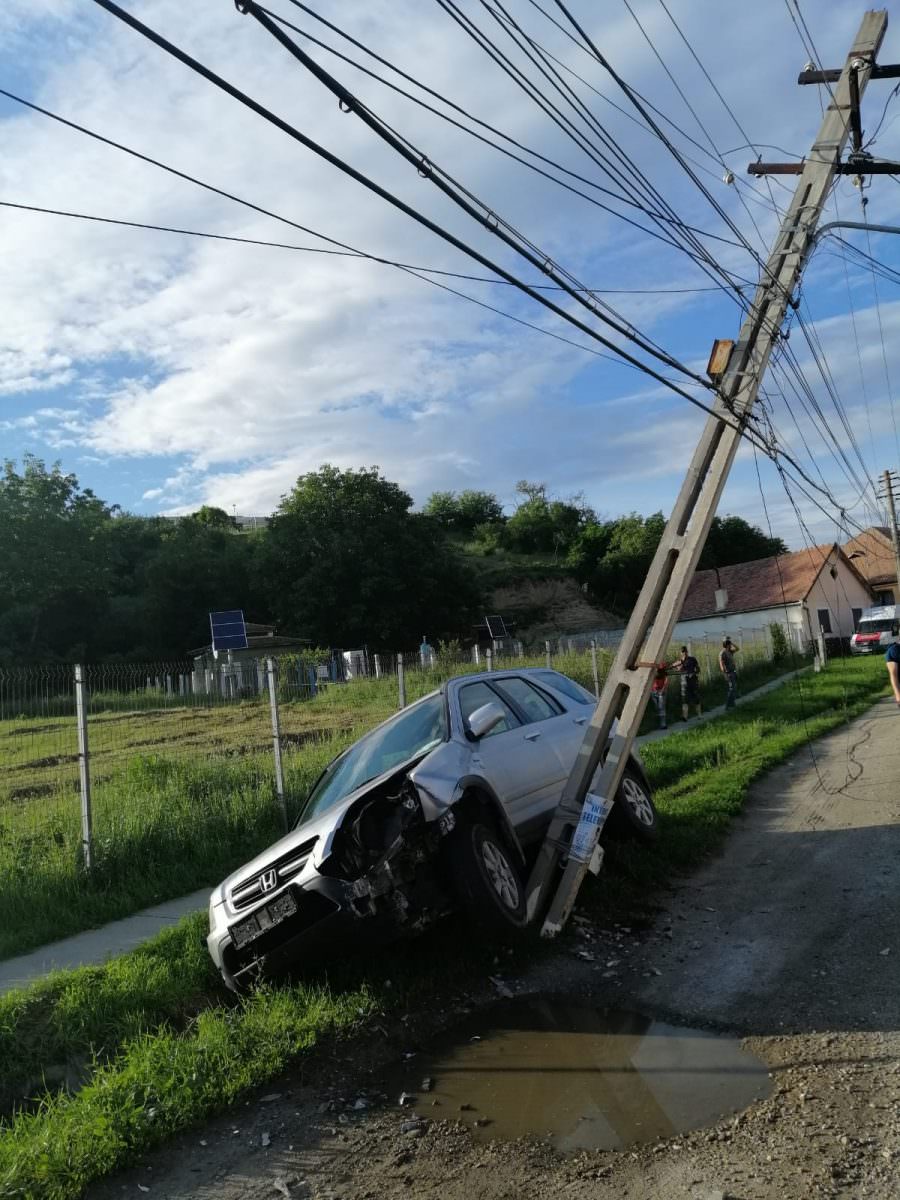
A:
0 743 352 961
0 656 888 1198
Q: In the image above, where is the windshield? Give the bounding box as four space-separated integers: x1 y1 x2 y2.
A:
858 619 896 634
299 694 446 825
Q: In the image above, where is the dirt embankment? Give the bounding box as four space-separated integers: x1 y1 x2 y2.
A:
89 699 900 1200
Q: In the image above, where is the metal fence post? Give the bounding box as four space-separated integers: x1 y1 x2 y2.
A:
545 640 552 669
74 664 93 871
374 653 382 679
486 647 493 672
703 636 713 683
266 657 288 829
590 639 600 699
397 652 406 709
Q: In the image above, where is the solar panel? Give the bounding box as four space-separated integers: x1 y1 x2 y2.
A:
210 609 249 652
485 614 508 639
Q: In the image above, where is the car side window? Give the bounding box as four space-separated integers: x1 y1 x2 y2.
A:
459 681 519 737
494 677 562 724
533 669 595 705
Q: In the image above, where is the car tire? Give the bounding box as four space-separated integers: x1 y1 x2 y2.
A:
606 766 660 844
446 818 530 935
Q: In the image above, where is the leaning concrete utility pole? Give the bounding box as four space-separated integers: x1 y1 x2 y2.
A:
879 469 900 589
526 11 889 936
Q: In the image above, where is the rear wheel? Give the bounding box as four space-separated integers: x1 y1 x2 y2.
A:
606 766 659 844
445 817 529 936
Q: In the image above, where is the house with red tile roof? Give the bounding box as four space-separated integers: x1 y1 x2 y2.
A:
843 527 897 606
673 543 874 651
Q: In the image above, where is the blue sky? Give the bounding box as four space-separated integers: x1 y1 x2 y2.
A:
2 0 900 547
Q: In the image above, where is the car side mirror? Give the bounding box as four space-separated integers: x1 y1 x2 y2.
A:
466 701 506 740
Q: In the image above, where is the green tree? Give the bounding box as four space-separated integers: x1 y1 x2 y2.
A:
0 457 115 659
265 465 481 646
423 489 504 533
700 515 787 569
190 505 238 529
423 491 459 529
456 489 504 531
505 481 588 557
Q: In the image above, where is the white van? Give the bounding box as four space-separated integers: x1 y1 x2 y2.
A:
850 605 900 654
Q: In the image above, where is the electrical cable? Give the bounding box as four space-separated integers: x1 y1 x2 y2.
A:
234 0 716 382
260 2 747 257
860 202 900 467
518 0 790 218
87 0 724 404
652 0 792 230
430 0 755 306
0 196 720 295
81 0 878 532
0 200 674 368
550 0 772 273
619 0 770 256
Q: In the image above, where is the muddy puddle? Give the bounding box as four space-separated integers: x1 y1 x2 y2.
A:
384 995 770 1153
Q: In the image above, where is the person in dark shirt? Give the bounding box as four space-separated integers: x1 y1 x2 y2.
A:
719 637 740 709
886 641 900 707
674 645 702 721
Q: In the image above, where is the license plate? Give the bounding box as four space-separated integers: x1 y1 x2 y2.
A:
232 891 298 949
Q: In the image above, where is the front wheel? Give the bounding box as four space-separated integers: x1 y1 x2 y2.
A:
606 766 660 844
445 818 530 936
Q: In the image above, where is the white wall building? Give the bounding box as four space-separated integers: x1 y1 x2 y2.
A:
673 543 874 652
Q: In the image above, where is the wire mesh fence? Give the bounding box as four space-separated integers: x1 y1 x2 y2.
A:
0 625 783 959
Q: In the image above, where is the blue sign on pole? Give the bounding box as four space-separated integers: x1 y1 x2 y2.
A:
210 610 249 653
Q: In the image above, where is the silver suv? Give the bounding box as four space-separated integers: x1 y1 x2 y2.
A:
207 669 657 990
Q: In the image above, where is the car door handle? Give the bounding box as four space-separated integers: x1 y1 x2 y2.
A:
573 716 588 725
524 730 542 741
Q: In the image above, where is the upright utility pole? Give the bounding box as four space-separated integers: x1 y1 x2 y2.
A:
527 11 889 936
880 469 900 590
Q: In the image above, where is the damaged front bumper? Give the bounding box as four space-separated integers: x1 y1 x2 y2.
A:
209 874 401 991
208 809 455 991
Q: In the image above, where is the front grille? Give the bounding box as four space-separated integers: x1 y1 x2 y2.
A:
230 837 318 911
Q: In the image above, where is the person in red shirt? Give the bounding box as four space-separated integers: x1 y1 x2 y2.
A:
650 661 670 729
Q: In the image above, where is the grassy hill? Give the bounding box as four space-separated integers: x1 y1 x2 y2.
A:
454 540 624 644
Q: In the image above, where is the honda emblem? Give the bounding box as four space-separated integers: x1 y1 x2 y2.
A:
259 868 277 894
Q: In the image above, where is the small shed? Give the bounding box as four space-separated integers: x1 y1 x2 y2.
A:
189 621 310 696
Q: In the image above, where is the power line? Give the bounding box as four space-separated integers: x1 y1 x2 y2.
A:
431 0 754 305
88 0 719 404
549 0 772 275
233 0 717 384
259 2 748 259
861 202 900 466
0 196 720 294
652 0 792 232
0 199 682 367
518 0 789 220
620 0 770 258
